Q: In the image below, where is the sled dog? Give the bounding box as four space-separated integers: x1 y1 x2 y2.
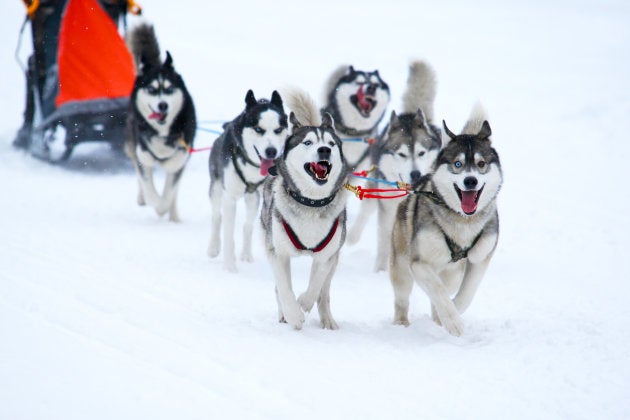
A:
347 60 441 271
389 104 502 336
321 65 390 171
208 90 288 272
125 23 196 222
261 90 348 330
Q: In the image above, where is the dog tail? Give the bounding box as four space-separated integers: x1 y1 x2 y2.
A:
401 60 437 122
462 102 490 136
127 22 161 72
322 64 351 105
283 88 322 126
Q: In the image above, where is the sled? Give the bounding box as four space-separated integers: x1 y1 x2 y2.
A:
14 0 140 162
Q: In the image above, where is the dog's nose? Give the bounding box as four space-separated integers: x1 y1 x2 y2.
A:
318 146 331 160
410 170 422 183
264 147 277 159
464 176 478 190
158 101 168 112
366 84 377 95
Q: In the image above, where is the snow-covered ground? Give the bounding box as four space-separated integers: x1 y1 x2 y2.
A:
2 1 630 419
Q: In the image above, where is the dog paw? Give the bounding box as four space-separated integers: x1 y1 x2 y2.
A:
320 316 339 330
223 259 238 273
297 293 315 313
283 304 305 330
392 317 410 327
439 313 464 337
240 251 254 263
207 243 220 258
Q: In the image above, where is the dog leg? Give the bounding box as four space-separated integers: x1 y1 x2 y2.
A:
315 254 340 330
374 203 395 272
346 198 376 245
298 253 337 313
136 179 146 206
222 194 238 272
137 163 164 215
272 255 304 329
167 176 182 223
390 252 413 326
208 182 223 258
240 191 259 263
275 286 286 323
161 170 184 220
453 256 492 314
411 261 464 336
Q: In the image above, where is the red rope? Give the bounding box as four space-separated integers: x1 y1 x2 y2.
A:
345 184 409 200
188 146 212 154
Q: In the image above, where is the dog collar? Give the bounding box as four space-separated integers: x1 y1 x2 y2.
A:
281 216 340 253
287 189 337 207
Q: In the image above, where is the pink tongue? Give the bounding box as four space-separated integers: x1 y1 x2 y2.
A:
460 190 478 214
310 162 328 178
356 85 372 111
149 111 165 121
260 158 274 176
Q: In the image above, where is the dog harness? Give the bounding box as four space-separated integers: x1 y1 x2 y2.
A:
441 228 484 263
230 144 265 193
281 216 340 253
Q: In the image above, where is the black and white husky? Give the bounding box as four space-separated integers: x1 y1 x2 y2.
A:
347 60 441 272
321 65 390 171
208 90 288 272
125 23 196 222
390 104 503 336
260 91 348 330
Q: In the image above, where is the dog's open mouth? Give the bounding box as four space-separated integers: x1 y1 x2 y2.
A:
350 85 376 117
455 184 484 215
305 160 332 184
148 108 167 124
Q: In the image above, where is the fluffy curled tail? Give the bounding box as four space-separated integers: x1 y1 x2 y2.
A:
127 22 161 71
401 60 437 122
282 87 322 127
461 102 490 136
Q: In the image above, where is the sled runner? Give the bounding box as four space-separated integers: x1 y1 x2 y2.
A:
14 0 139 162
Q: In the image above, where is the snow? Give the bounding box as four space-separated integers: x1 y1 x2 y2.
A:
2 0 630 419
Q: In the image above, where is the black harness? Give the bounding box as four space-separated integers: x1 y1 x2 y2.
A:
230 144 265 193
416 190 485 263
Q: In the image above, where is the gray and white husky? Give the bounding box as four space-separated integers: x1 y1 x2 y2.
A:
261 91 348 330
208 90 288 272
347 60 441 272
125 23 196 222
321 65 390 171
389 104 503 336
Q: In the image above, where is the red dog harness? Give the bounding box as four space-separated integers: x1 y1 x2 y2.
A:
281 217 340 253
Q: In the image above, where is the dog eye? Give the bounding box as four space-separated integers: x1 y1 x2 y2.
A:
397 152 407 158
146 86 158 95
163 86 174 94
478 161 486 168
303 140 312 146
274 127 284 134
418 151 425 157
454 161 462 168
328 141 335 147
254 127 265 135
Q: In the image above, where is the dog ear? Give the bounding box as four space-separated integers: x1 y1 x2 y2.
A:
348 65 355 74
416 108 428 128
478 120 492 140
270 91 284 110
163 51 173 69
442 120 457 140
389 110 398 126
321 112 335 131
289 112 302 133
245 90 257 110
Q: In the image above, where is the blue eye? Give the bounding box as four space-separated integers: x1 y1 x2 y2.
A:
454 161 462 168
254 127 264 135
303 140 312 146
147 86 158 95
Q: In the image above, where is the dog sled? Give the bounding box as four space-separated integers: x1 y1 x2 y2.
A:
13 0 140 162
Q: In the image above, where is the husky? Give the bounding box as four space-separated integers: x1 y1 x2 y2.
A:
208 90 288 272
321 65 390 171
347 61 441 272
389 104 502 336
125 23 196 222
260 90 348 330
